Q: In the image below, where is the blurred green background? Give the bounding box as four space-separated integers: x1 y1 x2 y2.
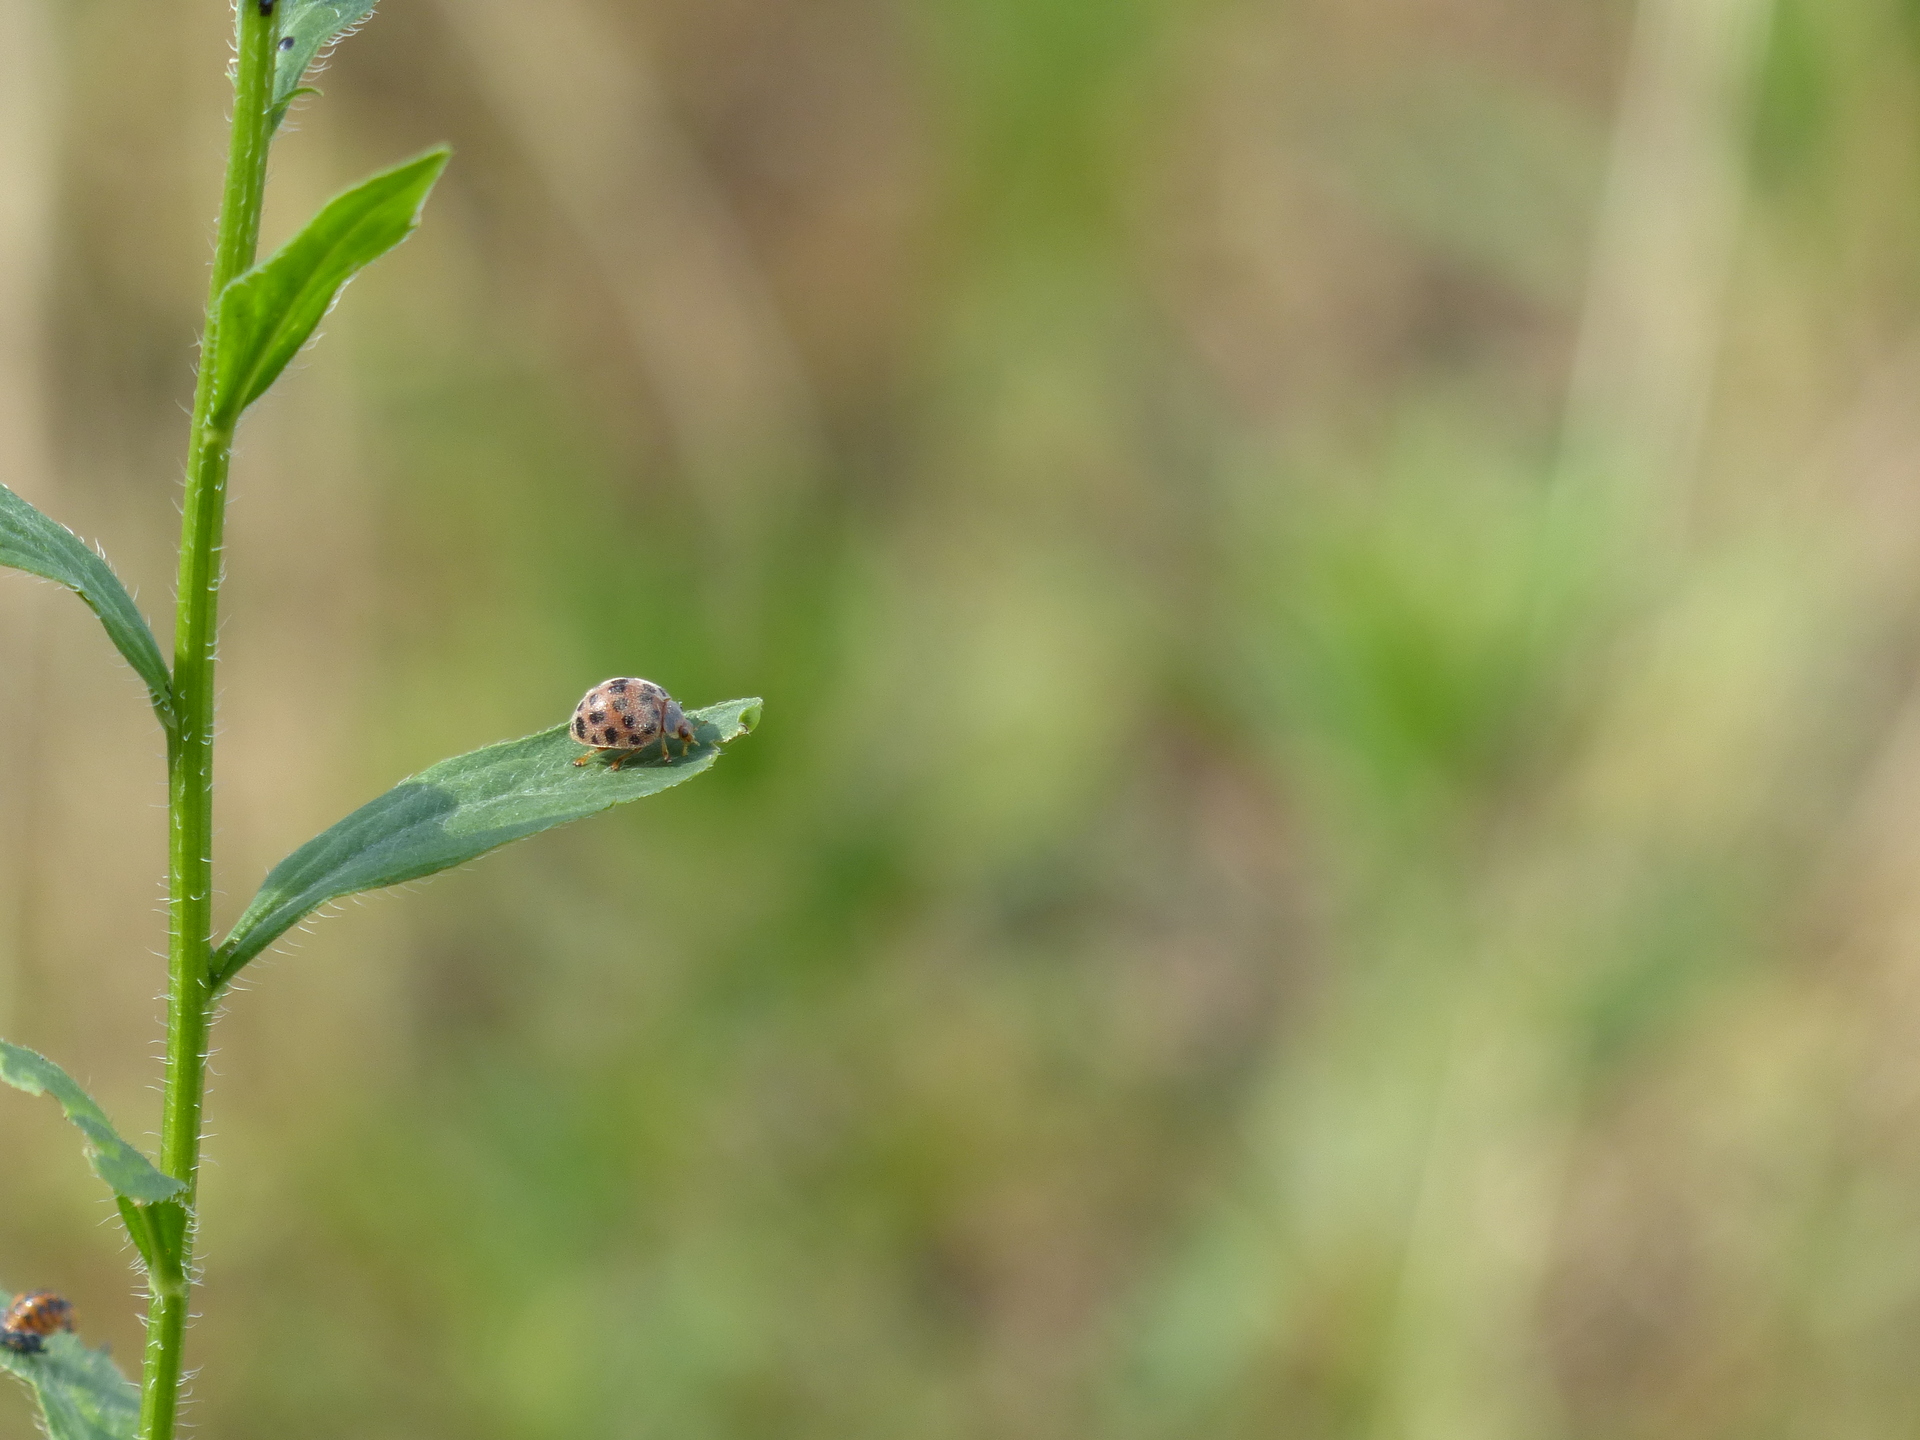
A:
5 0 1920 1434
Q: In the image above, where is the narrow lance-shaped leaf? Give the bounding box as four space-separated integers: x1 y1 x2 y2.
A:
206 148 449 431
271 0 378 130
0 1314 138 1440
0 1043 183 1204
0 486 171 727
213 697 763 987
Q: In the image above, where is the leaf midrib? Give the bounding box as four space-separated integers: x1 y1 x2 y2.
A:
216 201 396 424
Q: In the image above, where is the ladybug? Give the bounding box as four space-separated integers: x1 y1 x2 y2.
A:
569 678 698 771
0 1291 72 1356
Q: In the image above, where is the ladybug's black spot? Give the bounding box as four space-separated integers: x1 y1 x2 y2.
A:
600 728 617 745
589 710 606 726
573 716 587 739
610 678 628 692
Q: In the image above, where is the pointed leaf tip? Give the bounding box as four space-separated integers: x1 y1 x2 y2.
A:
209 147 450 429
213 696 761 986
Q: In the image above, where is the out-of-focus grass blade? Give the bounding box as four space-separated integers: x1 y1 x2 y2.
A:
0 1043 183 1205
271 0 378 130
213 697 762 987
0 1325 138 1440
207 149 449 431
0 486 172 728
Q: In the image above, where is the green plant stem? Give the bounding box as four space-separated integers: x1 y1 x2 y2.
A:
140 5 277 1437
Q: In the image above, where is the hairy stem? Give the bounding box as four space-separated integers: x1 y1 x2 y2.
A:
140 4 276 1436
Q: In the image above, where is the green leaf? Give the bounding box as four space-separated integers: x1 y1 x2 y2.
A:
206 148 449 431
114 1198 161 1278
213 697 762 987
112 1197 188 1288
0 1324 137 1440
0 485 172 728
0 1043 184 1204
270 0 378 130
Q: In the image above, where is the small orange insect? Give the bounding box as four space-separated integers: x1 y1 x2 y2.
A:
0 1291 72 1356
569 677 697 771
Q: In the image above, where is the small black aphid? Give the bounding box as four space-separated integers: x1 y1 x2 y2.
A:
279 36 295 50
259 0 275 15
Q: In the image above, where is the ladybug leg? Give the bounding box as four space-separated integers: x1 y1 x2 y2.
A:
606 750 629 772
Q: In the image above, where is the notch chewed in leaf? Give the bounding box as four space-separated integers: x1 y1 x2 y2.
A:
207 148 449 431
270 0 378 130
212 697 762 987
0 486 172 729
0 1043 183 1205
0 1319 139 1440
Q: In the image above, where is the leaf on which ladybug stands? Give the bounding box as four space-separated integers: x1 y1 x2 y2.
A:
269 0 378 130
211 697 763 987
0 485 172 729
206 147 449 431
0 1310 138 1440
0 1043 184 1205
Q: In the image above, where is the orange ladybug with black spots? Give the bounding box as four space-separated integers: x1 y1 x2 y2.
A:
570 678 697 771
0 1291 72 1355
